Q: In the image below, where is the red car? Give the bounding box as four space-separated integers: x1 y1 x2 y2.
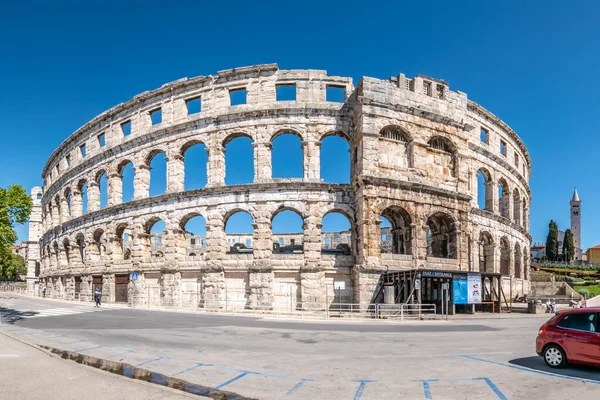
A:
536 307 600 368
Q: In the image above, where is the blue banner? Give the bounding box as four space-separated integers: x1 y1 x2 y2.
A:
453 274 468 305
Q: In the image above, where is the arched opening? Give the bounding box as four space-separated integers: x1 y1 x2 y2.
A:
181 214 207 255
224 135 254 185
97 170 108 209
146 219 166 257
379 126 411 169
513 188 521 225
54 195 61 222
118 160 135 203
479 231 494 272
271 133 303 178
62 238 70 267
79 180 89 215
64 188 72 218
321 211 352 255
182 142 208 190
425 212 457 259
52 242 59 268
514 244 522 279
380 206 412 254
500 237 510 276
271 209 304 254
148 151 167 196
477 168 493 211
115 223 133 260
75 233 85 264
427 136 456 177
320 135 350 184
498 178 510 219
225 211 254 254
92 229 106 261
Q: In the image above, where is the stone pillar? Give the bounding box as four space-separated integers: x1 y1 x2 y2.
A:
51 202 60 227
60 196 69 223
72 190 83 218
253 142 272 183
108 172 122 206
167 154 185 193
248 205 274 309
131 225 149 267
103 274 115 303
206 146 225 187
88 182 100 212
128 272 147 307
303 206 322 270
300 270 326 310
134 165 150 199
203 210 226 308
160 271 181 307
303 140 321 181
486 181 497 213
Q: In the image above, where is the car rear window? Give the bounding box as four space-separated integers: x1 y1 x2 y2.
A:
557 312 597 332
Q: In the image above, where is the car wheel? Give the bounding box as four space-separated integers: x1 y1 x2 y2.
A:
543 344 567 368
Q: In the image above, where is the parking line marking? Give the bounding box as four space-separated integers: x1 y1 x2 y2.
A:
353 380 376 400
285 378 315 396
482 377 508 400
210 372 248 392
173 363 212 376
73 345 104 353
413 379 437 399
136 356 168 367
461 355 600 385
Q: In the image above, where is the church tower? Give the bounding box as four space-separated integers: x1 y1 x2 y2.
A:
570 187 582 260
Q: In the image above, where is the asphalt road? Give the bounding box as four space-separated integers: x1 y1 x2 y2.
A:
2 293 599 400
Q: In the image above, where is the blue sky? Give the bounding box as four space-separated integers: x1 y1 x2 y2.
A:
1 0 599 249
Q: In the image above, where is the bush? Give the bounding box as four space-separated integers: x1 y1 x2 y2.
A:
579 289 590 299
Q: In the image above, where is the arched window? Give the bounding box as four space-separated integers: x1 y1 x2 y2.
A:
272 209 304 254
477 168 493 211
380 125 410 142
498 179 510 219
225 211 254 254
182 142 208 190
148 152 167 196
272 133 303 178
144 218 166 258
500 237 510 275
427 137 456 177
93 229 106 261
428 136 453 153
75 233 85 264
97 170 108 209
479 232 494 272
321 211 352 255
380 206 412 255
63 238 70 267
115 223 133 260
181 214 207 255
320 135 350 184
425 212 457 259
224 135 254 185
79 180 89 215
117 160 135 203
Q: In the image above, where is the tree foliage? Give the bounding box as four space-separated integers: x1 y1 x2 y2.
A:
562 229 575 262
0 185 32 277
546 220 559 262
0 253 27 280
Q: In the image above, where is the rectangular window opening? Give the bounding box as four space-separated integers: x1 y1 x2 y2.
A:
326 85 345 102
276 84 296 101
500 141 507 156
80 144 87 158
150 108 162 125
186 97 201 115
480 128 488 144
190 238 196 245
229 88 247 106
436 84 445 99
245 239 251 247
98 133 105 148
514 154 519 167
423 81 432 96
55 165 60 174
121 121 131 136
66 155 71 167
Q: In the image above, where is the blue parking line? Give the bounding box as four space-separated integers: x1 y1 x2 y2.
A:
107 348 135 358
210 372 248 392
73 345 104 353
461 355 600 385
353 380 376 400
173 363 212 376
136 356 168 367
413 379 437 399
62 339 87 345
414 378 507 400
482 378 508 400
285 378 314 396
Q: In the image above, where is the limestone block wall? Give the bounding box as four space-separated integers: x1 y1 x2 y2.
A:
37 65 532 307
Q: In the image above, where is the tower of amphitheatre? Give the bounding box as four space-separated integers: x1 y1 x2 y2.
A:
34 64 531 309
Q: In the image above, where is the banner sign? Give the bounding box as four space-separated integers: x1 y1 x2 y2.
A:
467 273 482 304
421 271 453 279
453 274 468 305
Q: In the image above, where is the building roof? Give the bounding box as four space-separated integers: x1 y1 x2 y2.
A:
572 187 580 202
588 244 600 250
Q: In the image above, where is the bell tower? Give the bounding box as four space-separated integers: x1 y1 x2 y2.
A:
570 187 582 260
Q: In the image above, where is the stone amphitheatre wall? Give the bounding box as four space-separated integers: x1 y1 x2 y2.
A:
36 64 532 308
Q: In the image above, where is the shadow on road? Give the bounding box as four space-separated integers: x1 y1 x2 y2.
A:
509 356 600 381
0 307 39 323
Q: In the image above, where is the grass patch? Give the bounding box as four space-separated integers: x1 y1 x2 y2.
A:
574 285 600 298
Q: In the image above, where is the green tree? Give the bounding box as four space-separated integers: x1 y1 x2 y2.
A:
0 253 27 280
0 185 32 278
562 229 575 263
546 220 559 262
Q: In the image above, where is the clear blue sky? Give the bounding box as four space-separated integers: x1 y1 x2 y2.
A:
1 0 599 249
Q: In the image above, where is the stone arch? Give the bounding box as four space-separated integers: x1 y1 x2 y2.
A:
380 125 411 142
319 130 352 142
427 136 457 177
498 178 510 219
271 207 305 254
52 241 59 267
95 168 109 209
428 135 456 153
223 132 254 147
143 148 168 167
478 231 494 272
116 159 135 204
271 130 304 178
500 237 510 276
380 206 412 255
425 212 457 259
181 140 208 190
223 133 254 185
224 209 255 254
321 134 351 184
476 167 493 211
514 243 522 279
77 178 89 215
321 209 354 255
513 188 521 225
75 232 86 264
62 237 71 267
53 194 62 223
143 217 167 258
179 212 207 255
115 222 133 259
270 128 304 142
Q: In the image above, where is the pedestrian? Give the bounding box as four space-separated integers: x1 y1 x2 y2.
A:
94 286 102 308
550 299 556 313
42 287 46 298
545 299 551 313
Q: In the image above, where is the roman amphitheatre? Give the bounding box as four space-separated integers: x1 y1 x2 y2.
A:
34 64 531 313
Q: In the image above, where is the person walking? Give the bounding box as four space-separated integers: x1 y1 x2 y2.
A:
94 287 102 308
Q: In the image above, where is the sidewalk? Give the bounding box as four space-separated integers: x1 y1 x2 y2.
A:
0 332 202 400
